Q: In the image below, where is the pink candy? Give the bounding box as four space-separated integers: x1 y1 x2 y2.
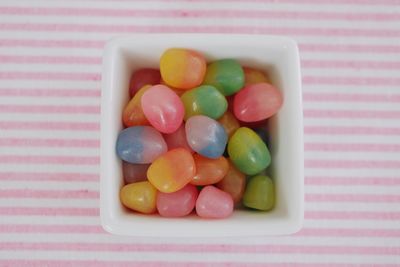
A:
163 124 193 153
196 186 234 219
157 184 198 217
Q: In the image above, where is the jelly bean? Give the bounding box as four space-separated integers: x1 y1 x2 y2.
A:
141 85 184 134
243 66 270 86
129 68 161 97
147 148 195 193
233 83 283 122
123 85 151 127
228 127 271 175
196 186 233 219
203 59 244 96
191 154 229 186
122 161 150 184
216 161 246 203
243 175 275 211
120 181 157 214
185 115 228 159
160 48 206 89
163 124 193 153
181 85 227 120
217 111 240 138
116 126 167 164
157 184 198 217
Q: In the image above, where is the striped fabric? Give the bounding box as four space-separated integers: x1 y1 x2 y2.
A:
0 0 399 266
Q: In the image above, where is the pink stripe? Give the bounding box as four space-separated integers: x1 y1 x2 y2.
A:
302 60 400 69
0 104 99 114
306 193 400 203
305 176 400 186
0 121 99 131
304 126 400 135
298 228 400 237
0 155 99 165
0 138 99 148
303 76 400 86
0 88 100 97
306 211 400 220
0 189 99 199
0 224 104 234
0 72 100 81
306 159 400 169
0 172 99 182
303 92 400 103
0 207 99 216
300 43 400 54
0 39 104 48
305 142 400 152
0 55 100 64
304 109 400 119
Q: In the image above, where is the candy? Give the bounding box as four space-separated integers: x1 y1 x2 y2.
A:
191 154 229 186
157 184 198 217
160 48 206 89
116 126 167 164
203 59 244 96
196 186 233 219
217 111 240 138
228 127 271 175
163 124 193 153
181 85 227 120
233 83 283 122
123 85 151 127
243 175 275 211
243 66 270 86
122 161 150 184
129 68 161 97
141 84 184 134
216 161 246 203
185 115 228 159
147 148 195 193
120 181 157 214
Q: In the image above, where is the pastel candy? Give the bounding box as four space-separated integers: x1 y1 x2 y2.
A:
120 181 157 214
123 85 151 127
217 111 240 138
157 184 198 217
160 48 206 89
141 85 184 134
243 175 275 211
116 126 167 164
129 68 161 97
203 59 244 96
243 66 270 86
185 115 228 159
191 154 229 186
228 127 271 175
181 85 227 120
216 161 246 203
122 161 150 184
196 186 233 219
147 148 195 193
163 124 193 153
233 83 283 122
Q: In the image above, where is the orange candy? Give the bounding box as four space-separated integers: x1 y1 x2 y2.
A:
218 111 240 138
191 154 229 186
243 66 270 86
122 85 151 127
216 161 246 203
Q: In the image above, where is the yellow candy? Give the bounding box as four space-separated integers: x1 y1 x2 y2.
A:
120 181 157 214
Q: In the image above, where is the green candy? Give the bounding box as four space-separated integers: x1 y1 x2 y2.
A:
181 85 227 120
243 175 275 211
203 59 244 96
227 127 271 175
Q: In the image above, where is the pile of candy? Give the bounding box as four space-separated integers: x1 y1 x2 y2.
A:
116 48 282 219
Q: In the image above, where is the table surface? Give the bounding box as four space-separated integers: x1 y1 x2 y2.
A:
0 0 399 266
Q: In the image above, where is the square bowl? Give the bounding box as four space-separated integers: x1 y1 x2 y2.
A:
101 34 303 237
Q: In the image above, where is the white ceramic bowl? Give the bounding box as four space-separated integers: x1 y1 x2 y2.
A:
101 34 303 237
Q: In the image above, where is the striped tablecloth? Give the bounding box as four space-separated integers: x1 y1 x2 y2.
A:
0 0 399 266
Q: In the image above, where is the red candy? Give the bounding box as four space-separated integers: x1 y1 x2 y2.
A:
129 68 161 97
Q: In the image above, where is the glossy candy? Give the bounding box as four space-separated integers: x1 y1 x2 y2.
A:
216 161 246 203
141 85 184 134
157 184 198 217
243 175 275 211
191 154 229 186
122 161 150 184
163 124 193 153
123 85 151 127
218 111 240 138
181 85 227 120
147 148 195 193
129 68 161 97
243 67 270 86
120 181 157 214
228 127 271 175
203 59 244 96
160 48 206 89
233 83 283 122
116 126 167 164
185 115 228 159
196 186 233 219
